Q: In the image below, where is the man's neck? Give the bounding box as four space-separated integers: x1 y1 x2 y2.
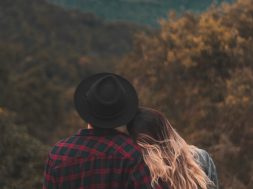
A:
114 125 128 134
87 124 128 134
87 124 93 129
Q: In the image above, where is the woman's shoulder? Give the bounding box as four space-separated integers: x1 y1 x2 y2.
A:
193 147 219 189
194 148 213 166
193 147 215 173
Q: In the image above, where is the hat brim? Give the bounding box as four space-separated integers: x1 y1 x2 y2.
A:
74 73 138 128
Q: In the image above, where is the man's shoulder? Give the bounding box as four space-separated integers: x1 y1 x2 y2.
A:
110 132 143 160
48 129 143 160
48 135 78 157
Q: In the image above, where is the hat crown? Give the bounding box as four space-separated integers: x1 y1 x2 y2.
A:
74 72 138 128
86 75 126 119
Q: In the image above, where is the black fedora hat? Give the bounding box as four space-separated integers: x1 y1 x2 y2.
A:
74 73 138 128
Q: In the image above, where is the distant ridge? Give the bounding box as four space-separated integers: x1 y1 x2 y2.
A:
47 0 235 26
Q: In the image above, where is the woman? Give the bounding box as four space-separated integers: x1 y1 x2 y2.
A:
127 107 218 189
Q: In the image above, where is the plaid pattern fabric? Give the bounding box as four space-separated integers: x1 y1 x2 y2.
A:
43 129 155 189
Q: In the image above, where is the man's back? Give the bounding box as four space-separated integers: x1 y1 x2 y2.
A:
43 129 152 189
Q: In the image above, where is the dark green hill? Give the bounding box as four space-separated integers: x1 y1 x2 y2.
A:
0 1 150 187
0 0 146 59
0 0 147 142
47 0 235 26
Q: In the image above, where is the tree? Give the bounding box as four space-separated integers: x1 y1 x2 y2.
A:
0 109 48 189
117 0 253 188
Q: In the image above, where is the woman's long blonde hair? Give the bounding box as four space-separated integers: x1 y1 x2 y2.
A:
127 107 214 189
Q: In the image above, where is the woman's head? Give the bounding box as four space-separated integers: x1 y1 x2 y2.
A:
127 107 213 189
127 107 179 149
127 107 171 142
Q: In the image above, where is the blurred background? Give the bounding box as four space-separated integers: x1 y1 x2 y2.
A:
0 0 252 188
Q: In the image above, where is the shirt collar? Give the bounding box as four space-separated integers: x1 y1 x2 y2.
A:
76 128 127 137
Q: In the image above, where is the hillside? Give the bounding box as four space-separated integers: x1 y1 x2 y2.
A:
118 0 253 188
0 0 148 142
0 0 146 62
0 2 149 187
1 0 252 189
47 0 235 26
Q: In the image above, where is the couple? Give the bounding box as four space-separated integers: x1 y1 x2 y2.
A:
43 73 218 189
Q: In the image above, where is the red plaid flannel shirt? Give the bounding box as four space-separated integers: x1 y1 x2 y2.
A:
43 128 156 189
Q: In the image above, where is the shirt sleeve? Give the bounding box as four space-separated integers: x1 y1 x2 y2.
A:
43 155 58 189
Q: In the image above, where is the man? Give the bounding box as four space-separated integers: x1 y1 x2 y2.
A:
43 73 154 189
